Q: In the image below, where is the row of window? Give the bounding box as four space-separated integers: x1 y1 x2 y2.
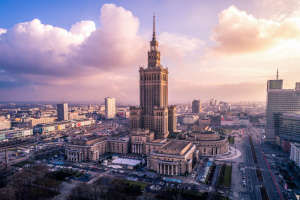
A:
140 74 167 81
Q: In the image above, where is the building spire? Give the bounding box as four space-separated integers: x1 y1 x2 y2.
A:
152 13 156 41
276 68 279 80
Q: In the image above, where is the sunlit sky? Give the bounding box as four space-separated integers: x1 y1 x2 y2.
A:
1 0 300 104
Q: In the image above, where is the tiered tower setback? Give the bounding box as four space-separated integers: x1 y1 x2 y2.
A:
130 15 175 139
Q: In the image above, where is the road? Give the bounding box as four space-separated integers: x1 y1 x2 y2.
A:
246 125 285 200
240 131 261 200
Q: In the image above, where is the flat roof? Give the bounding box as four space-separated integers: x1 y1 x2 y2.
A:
160 140 191 155
112 158 141 166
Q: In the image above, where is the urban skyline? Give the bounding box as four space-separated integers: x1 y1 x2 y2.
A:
1 0 300 103
1 2 300 199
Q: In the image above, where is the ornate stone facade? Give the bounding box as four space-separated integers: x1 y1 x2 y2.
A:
65 135 129 162
130 15 176 139
147 140 195 176
130 129 154 154
188 130 229 156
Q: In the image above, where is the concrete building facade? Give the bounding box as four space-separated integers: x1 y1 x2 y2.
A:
275 113 300 151
105 97 116 119
192 99 201 114
265 71 300 142
57 103 68 121
0 116 11 130
290 143 300 168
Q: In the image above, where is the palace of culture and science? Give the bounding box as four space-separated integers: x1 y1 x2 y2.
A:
65 16 228 176
130 15 176 139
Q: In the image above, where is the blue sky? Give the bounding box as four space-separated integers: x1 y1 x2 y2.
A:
0 0 300 103
0 0 250 39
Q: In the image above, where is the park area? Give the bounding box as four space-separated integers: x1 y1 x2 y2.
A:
217 164 232 188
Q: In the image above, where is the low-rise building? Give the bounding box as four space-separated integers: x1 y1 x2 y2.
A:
147 140 196 176
107 136 130 154
65 134 129 162
29 117 56 127
65 135 107 162
187 130 229 156
130 129 155 154
0 128 33 141
33 119 95 135
0 116 11 130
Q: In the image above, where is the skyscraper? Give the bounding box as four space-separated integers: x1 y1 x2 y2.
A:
265 70 300 142
130 15 176 138
57 103 68 121
192 99 201 114
105 97 116 119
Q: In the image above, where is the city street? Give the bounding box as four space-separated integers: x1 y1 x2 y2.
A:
246 125 285 200
226 124 287 200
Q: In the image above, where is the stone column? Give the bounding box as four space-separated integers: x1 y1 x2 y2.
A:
159 163 161 174
164 164 168 175
173 165 175 176
167 165 169 176
158 163 160 174
166 164 168 175
165 164 168 175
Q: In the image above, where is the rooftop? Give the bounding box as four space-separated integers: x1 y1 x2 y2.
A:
112 158 141 166
70 134 105 145
159 140 192 155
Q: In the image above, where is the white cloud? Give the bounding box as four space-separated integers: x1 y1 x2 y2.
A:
255 0 300 20
0 28 6 35
0 3 207 103
210 5 300 54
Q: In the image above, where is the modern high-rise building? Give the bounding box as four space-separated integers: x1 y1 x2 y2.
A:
192 99 201 114
57 103 68 121
130 15 176 138
265 70 300 142
290 143 300 168
105 97 116 119
168 105 177 133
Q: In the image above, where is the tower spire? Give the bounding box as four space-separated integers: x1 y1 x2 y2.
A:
276 68 279 80
152 13 156 41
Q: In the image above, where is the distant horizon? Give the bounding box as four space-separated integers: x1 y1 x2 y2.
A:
0 100 266 106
